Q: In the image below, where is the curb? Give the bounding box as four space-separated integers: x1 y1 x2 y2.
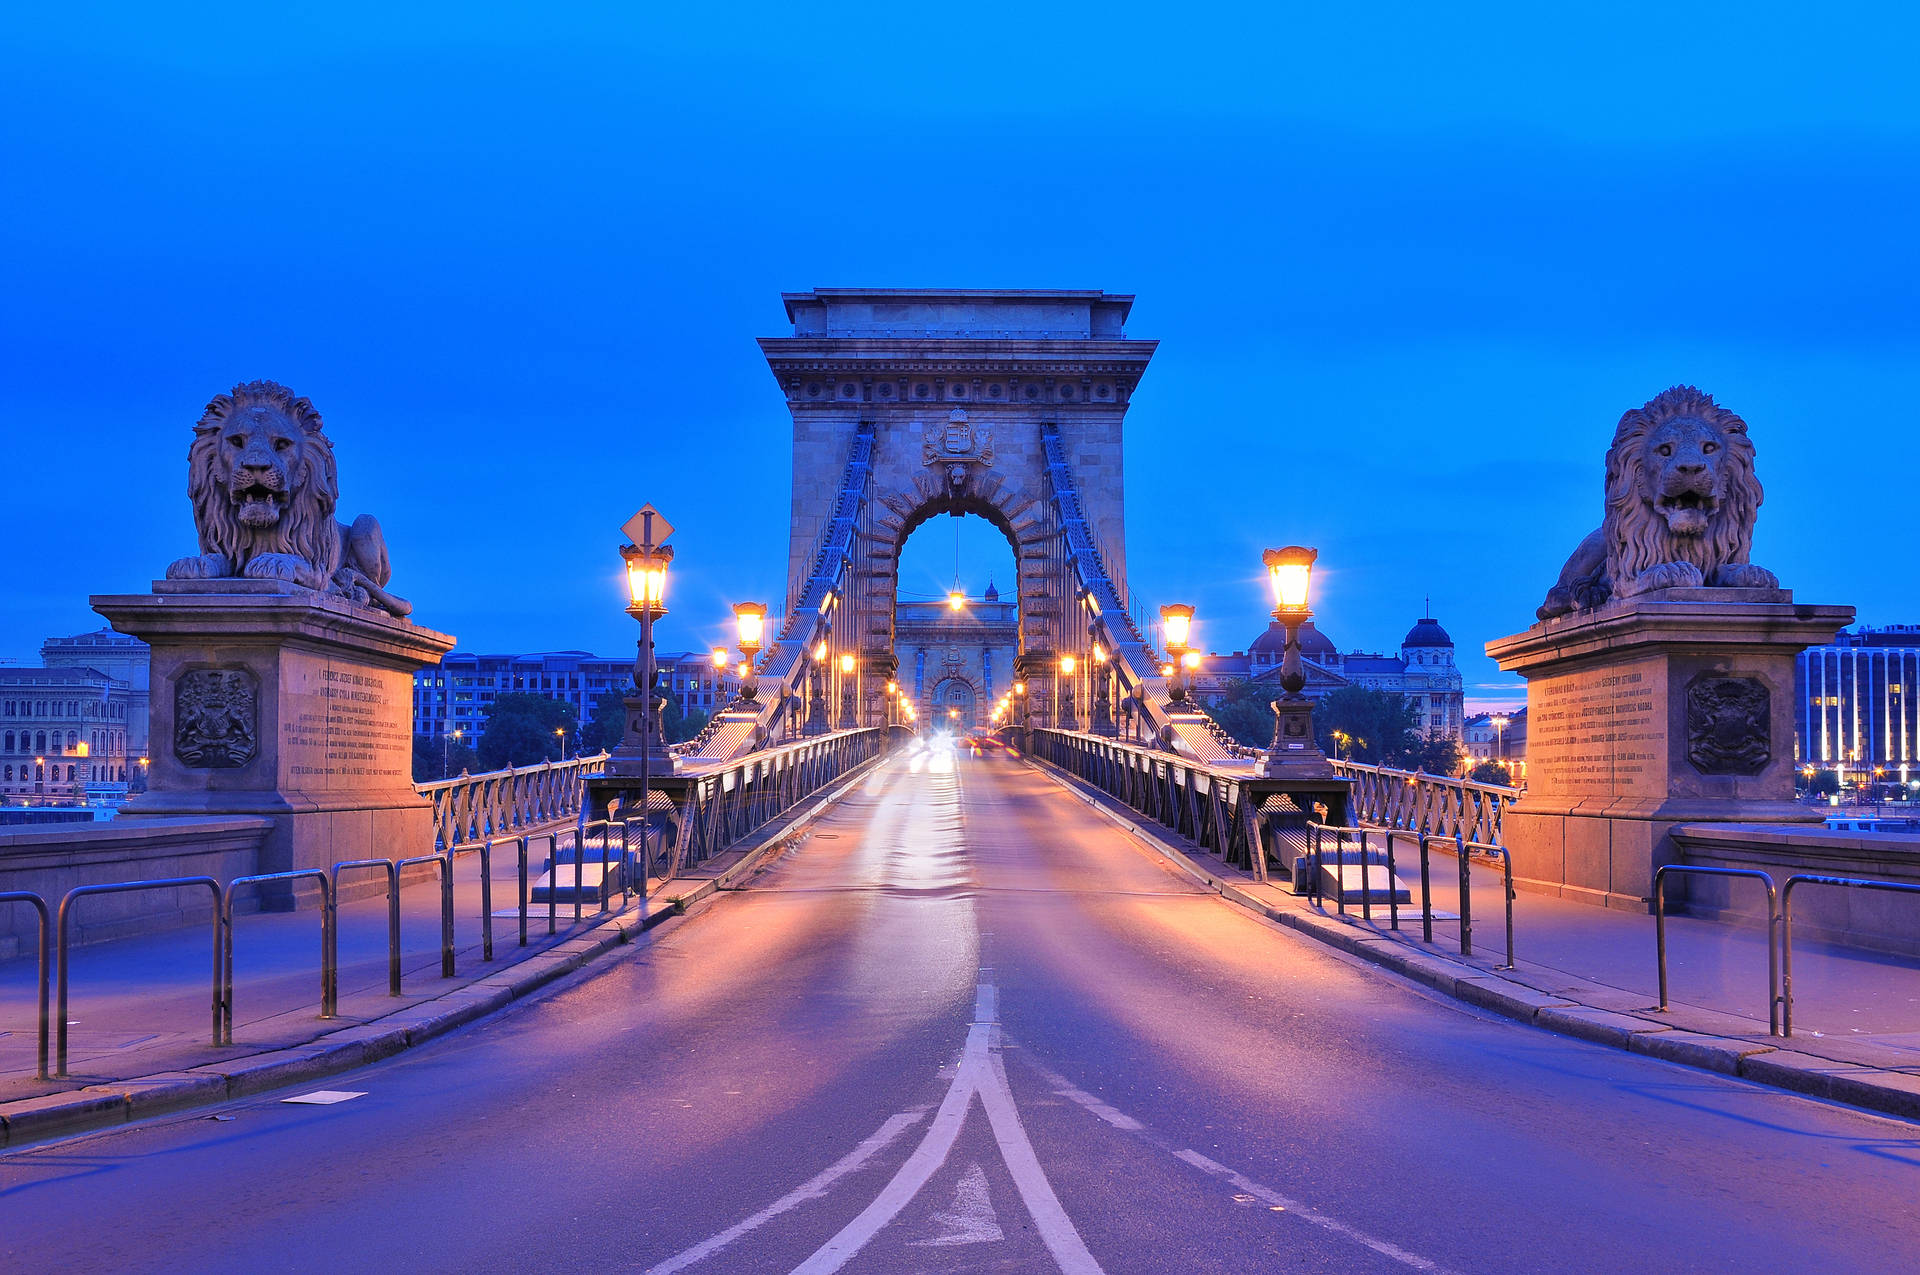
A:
1022 755 1920 1126
0 749 890 1152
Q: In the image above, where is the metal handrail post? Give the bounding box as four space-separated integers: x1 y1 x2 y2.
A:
480 838 495 962
1383 831 1399 932
57 877 221 1076
517 836 529 948
1336 829 1348 918
397 853 455 979
1 892 51 1079
544 833 557 935
1418 834 1433 943
221 870 334 1045
1653 864 1779 1035
1454 832 1472 956
1781 874 1920 1037
332 859 401 996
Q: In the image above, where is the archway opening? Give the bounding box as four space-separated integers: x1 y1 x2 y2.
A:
894 511 1019 737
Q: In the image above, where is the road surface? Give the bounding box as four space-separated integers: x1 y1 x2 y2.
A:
3 745 1916 1273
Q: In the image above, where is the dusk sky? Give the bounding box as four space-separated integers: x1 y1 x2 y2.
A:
4 6 1914 710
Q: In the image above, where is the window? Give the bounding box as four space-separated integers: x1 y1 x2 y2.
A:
2 732 10 752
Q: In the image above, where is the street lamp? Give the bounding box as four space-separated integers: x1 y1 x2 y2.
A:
554 726 567 762
1491 713 1510 762
616 538 674 771
885 680 898 728
1058 653 1079 732
733 602 766 704
1259 545 1334 780
839 652 859 729
805 635 831 735
1160 604 1195 706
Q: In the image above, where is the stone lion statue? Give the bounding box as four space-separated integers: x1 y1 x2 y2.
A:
1537 385 1776 621
165 380 412 617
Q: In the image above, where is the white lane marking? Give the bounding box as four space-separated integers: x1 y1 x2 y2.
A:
1030 1059 1458 1275
640 1107 929 1275
789 1023 991 1274
789 982 1107 1275
909 1163 1003 1247
978 1044 1106 1275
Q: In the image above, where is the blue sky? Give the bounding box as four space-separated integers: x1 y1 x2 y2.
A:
3 5 1915 710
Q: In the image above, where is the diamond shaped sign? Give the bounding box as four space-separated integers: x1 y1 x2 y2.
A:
622 503 674 548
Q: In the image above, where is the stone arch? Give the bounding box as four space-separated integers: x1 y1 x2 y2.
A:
928 675 982 730
862 473 1059 677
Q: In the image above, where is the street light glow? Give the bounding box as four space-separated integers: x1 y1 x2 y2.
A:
1262 545 1316 612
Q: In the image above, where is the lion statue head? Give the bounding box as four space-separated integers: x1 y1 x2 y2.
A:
181 380 340 587
166 380 411 616
1537 386 1777 620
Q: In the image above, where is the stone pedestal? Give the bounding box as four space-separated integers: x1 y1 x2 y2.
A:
1486 588 1851 910
92 581 455 894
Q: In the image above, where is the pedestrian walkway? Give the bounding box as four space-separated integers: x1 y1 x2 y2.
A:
0 840 657 1104
1031 757 1920 1117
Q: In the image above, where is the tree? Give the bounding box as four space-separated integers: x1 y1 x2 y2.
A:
583 689 627 754
477 692 579 770
1203 678 1286 749
1470 759 1516 786
1405 734 1465 776
412 733 477 783
1313 687 1418 765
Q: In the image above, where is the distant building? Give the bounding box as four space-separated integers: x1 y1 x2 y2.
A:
1 665 135 803
1464 708 1528 782
39 628 150 762
412 650 740 746
895 583 1019 730
1192 610 1466 740
1796 625 1920 780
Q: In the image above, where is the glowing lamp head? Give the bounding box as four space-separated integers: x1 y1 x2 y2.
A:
1263 546 1316 613
1159 604 1194 652
1092 643 1106 664
1161 664 1175 678
839 653 855 675
813 640 828 661
711 647 728 669
1059 654 1077 676
621 542 674 612
886 680 897 695
948 590 966 611
737 661 750 678
1182 650 1201 671
732 601 767 651
1014 681 1026 696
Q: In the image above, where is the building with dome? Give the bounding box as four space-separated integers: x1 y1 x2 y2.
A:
1192 609 1466 740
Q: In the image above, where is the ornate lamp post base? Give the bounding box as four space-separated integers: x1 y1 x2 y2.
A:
1262 696 1336 780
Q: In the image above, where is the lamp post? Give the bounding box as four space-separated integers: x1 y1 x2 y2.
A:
885 680 898 729
1160 604 1195 707
839 652 859 730
1491 713 1509 766
733 602 766 705
554 726 567 762
442 726 463 776
1058 653 1079 732
1260 546 1335 780
805 636 831 735
615 538 673 772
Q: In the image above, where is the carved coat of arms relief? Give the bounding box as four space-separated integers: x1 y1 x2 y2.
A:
922 409 994 492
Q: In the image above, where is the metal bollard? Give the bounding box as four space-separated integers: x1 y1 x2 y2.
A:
1455 832 1473 956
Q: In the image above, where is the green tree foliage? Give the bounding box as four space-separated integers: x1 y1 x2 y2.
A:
1313 687 1418 764
1801 768 1841 797
412 733 479 782
1201 679 1285 748
477 692 579 770
1469 759 1516 786
583 689 628 753
1405 734 1465 776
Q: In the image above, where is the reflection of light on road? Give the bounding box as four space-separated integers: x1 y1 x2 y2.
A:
909 753 925 774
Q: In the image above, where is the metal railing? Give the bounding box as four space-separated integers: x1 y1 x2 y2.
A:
1456 837 1515 970
661 729 888 877
331 858 403 996
1653 865 1779 1036
57 877 222 1076
221 870 335 1045
1 891 51 1079
1781 874 1920 1037
1334 760 1519 847
419 752 610 852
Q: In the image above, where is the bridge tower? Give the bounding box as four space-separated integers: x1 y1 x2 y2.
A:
761 290 1156 724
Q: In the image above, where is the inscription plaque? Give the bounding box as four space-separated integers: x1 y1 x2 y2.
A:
1524 660 1665 799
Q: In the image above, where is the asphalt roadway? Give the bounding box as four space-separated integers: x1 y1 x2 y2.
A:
3 745 1917 1274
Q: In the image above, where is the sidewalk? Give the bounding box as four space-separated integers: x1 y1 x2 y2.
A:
0 753 885 1148
1034 760 1920 1121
